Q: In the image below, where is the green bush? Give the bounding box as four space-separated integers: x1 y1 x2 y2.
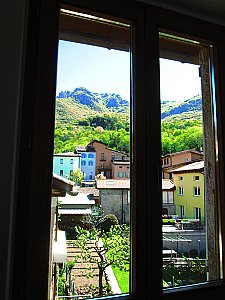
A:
100 214 119 232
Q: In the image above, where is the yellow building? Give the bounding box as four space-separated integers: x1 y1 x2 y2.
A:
172 161 204 223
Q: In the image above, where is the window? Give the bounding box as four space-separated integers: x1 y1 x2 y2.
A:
194 207 201 220
194 186 201 196
70 159 73 164
88 153 94 158
160 29 221 292
81 153 87 158
178 176 183 181
18 2 225 299
100 153 105 160
118 171 124 178
88 160 93 166
81 160 86 166
60 158 63 164
125 172 130 178
178 186 183 195
70 170 73 176
179 205 185 218
100 162 104 169
60 170 63 176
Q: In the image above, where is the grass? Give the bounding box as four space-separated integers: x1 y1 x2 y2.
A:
112 267 129 293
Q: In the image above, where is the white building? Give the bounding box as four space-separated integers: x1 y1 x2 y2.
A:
53 152 81 179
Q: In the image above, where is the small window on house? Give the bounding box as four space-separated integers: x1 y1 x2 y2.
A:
70 159 73 164
178 186 184 195
119 166 122 168
179 176 183 181
88 153 94 158
59 170 63 176
194 207 201 219
125 172 130 178
194 175 200 181
111 155 115 160
118 171 124 178
81 153 87 158
88 160 93 166
60 158 63 164
101 162 104 169
179 205 185 218
81 160 86 166
100 153 105 160
70 170 73 176
194 186 201 196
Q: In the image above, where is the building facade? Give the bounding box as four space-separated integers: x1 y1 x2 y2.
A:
74 145 96 180
53 152 81 179
172 161 205 223
88 140 130 178
162 150 204 179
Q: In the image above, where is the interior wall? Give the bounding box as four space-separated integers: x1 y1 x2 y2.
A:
0 0 28 299
137 0 225 26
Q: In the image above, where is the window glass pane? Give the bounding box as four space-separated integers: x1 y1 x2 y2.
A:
160 31 221 289
50 8 131 299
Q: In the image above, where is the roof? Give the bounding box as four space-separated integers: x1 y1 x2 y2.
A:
53 152 81 157
171 161 204 173
96 179 130 189
75 145 87 151
76 186 99 197
162 149 204 158
162 179 175 190
59 192 95 205
112 160 130 165
52 173 74 196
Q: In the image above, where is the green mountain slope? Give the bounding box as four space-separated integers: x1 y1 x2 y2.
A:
54 88 203 155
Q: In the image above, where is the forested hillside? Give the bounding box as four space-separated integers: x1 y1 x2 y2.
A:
54 87 203 155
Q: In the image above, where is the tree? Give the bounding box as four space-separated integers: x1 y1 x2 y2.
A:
70 169 85 185
73 225 130 296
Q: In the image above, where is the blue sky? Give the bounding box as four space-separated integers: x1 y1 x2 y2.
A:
56 40 202 101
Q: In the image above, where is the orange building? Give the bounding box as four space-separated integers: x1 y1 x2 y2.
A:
88 140 130 178
162 149 204 179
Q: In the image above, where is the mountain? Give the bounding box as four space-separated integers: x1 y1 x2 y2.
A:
56 87 202 125
57 87 129 111
161 95 202 121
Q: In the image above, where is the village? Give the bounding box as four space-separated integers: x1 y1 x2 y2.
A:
50 139 207 298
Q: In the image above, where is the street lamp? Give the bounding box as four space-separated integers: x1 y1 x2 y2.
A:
197 239 201 257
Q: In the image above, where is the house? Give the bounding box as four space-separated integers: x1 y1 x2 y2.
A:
111 159 130 179
58 191 98 237
53 152 81 179
74 145 96 180
96 179 130 224
171 161 204 222
88 140 130 178
162 150 204 179
2 1 225 299
162 179 176 216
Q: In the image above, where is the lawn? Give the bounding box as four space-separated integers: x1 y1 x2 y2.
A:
112 267 129 293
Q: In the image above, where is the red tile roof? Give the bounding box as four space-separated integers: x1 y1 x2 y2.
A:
96 179 130 189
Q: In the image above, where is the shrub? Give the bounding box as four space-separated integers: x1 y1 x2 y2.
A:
100 214 119 232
